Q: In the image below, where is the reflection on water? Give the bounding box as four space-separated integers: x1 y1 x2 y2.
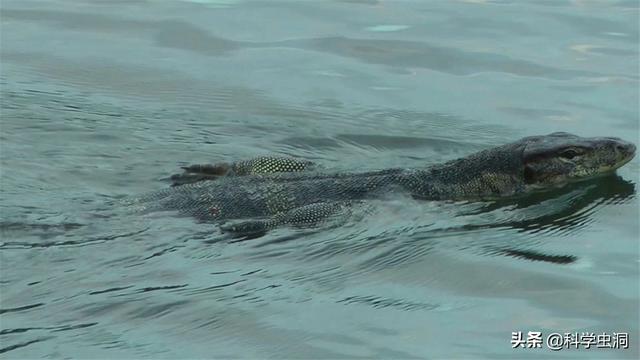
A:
1 0 638 358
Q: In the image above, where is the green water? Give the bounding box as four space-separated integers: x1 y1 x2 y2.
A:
1 0 638 358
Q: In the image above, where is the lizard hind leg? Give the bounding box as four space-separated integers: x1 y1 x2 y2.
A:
283 201 353 228
219 201 354 239
170 163 232 186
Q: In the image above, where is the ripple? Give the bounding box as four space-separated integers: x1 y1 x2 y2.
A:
0 303 44 315
0 338 53 355
337 295 439 311
490 248 578 264
364 25 410 32
280 36 603 79
0 228 149 250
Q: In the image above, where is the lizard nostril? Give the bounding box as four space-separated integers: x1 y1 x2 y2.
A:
615 144 630 154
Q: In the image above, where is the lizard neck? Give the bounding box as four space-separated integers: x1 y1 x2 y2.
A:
402 143 528 200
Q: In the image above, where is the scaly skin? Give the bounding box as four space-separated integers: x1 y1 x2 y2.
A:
131 132 635 236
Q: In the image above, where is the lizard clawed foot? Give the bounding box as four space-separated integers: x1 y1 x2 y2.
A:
220 219 274 240
170 163 232 186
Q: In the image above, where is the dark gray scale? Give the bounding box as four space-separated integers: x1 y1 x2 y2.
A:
170 156 316 186
142 180 272 221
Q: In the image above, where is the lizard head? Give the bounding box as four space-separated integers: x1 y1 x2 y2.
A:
519 132 635 188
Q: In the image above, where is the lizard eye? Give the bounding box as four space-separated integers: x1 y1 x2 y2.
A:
560 149 580 159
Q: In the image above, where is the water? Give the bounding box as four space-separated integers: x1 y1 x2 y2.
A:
1 0 638 358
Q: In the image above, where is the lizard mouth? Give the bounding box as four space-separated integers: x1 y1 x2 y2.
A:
610 141 636 170
522 136 636 188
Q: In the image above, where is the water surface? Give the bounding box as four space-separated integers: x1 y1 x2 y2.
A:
1 0 638 358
